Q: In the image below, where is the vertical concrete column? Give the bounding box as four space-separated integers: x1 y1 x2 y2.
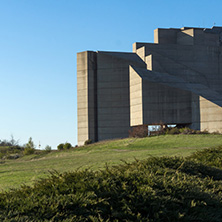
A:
146 55 152 70
199 96 222 132
129 66 143 126
77 51 97 145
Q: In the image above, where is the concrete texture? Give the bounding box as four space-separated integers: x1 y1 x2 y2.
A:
77 26 222 145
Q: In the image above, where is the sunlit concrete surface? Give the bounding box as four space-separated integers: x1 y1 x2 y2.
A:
77 27 222 145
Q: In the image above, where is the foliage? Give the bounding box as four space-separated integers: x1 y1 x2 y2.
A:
0 136 23 159
0 135 19 147
165 127 181 135
64 143 72 150
187 146 222 168
45 145 52 152
156 126 211 136
23 147 35 155
84 139 92 145
0 146 23 156
128 125 207 137
129 125 148 138
179 127 198 134
23 137 35 155
25 137 35 149
0 150 222 221
0 146 23 160
57 143 64 150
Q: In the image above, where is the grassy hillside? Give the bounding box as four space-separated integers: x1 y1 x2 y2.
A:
1 134 222 191
0 146 222 221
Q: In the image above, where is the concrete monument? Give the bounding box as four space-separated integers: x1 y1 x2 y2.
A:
77 27 222 145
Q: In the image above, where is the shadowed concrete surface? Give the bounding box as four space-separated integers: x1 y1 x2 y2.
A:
77 27 222 145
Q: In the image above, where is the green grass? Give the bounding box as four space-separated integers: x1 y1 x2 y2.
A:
1 134 222 191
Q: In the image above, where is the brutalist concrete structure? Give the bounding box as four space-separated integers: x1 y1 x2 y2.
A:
77 27 222 145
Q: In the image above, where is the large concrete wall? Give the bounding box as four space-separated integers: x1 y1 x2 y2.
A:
129 66 192 126
141 81 192 125
96 52 131 141
78 26 222 144
96 52 146 141
134 28 222 95
77 51 146 145
132 27 222 132
153 27 221 46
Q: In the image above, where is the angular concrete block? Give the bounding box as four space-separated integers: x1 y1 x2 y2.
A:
77 26 222 145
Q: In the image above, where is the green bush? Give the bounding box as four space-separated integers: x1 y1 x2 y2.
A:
188 145 222 168
25 137 35 149
0 150 222 221
57 143 64 150
45 145 52 152
0 145 24 159
84 139 92 145
179 127 196 134
23 137 35 155
0 152 5 159
166 127 180 135
64 143 72 150
23 147 35 155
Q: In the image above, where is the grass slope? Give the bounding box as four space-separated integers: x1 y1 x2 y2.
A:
1 134 222 191
0 146 222 221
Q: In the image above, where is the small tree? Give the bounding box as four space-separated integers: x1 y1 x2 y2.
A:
23 137 35 155
25 137 35 149
57 143 64 150
84 139 92 145
64 143 72 150
10 134 19 146
45 145 52 152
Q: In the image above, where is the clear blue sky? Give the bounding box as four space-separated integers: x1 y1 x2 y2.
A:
0 0 221 149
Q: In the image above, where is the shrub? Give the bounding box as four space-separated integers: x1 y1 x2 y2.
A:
166 127 180 135
45 145 52 152
23 147 35 155
0 145 24 159
188 145 222 168
195 130 202 134
0 135 19 147
166 127 212 135
6 154 20 159
84 139 92 145
57 143 64 150
25 137 35 149
64 143 72 150
0 153 5 159
1 154 222 221
179 127 196 134
23 137 35 155
129 125 148 138
201 129 210 134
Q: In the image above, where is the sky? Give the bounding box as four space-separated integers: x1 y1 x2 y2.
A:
0 0 222 149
